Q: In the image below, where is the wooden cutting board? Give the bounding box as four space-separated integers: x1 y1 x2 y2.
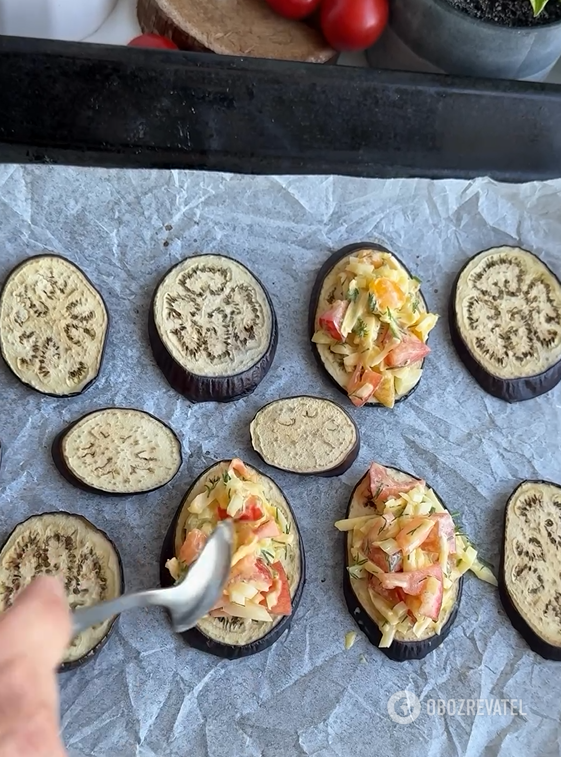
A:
137 0 335 63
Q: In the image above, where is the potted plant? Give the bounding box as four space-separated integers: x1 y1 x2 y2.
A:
370 0 561 80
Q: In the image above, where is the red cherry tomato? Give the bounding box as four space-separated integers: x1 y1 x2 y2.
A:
265 0 322 20
128 33 178 50
320 0 388 51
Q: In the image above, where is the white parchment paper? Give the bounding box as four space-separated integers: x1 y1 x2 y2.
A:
0 166 560 757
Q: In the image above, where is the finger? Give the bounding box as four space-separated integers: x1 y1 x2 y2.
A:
0 576 71 668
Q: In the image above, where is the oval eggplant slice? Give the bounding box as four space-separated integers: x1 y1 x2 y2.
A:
309 243 431 407
450 246 561 402
160 460 305 659
250 395 359 476
52 407 182 495
0 254 109 397
342 465 462 662
0 512 123 670
499 479 561 660
149 254 278 403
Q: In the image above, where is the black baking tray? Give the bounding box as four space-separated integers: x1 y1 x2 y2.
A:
1 34 561 180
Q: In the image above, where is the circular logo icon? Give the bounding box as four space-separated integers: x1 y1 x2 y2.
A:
387 690 421 725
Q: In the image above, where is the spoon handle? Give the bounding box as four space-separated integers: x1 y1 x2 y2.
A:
71 589 163 637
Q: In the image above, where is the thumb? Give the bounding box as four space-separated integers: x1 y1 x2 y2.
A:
0 576 71 668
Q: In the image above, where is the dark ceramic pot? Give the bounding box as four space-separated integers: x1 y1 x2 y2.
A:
372 0 561 80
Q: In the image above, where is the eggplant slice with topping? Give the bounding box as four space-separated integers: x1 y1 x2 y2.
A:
250 395 359 476
0 255 109 397
450 246 561 402
500 480 561 660
160 460 305 659
0 512 123 670
149 254 278 403
309 243 433 407
342 465 463 662
52 407 182 495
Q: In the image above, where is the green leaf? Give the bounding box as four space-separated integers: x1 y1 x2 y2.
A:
530 0 550 15
347 286 359 302
353 318 368 338
368 293 378 313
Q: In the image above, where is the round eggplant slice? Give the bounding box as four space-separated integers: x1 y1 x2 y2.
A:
450 246 561 402
0 255 109 397
343 466 462 662
499 480 561 660
160 460 305 659
250 395 359 476
309 243 430 407
149 254 278 403
52 407 182 495
0 512 123 670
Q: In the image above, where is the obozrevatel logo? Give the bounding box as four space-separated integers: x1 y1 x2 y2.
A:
387 690 421 725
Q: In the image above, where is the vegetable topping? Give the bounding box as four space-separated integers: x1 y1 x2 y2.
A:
335 463 496 648
166 459 294 623
313 249 437 407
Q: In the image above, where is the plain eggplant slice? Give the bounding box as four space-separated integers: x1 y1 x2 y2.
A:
52 407 182 495
500 480 561 660
0 512 123 670
149 254 277 403
160 460 305 659
0 254 109 397
450 246 561 402
343 466 463 662
250 395 359 476
309 242 430 406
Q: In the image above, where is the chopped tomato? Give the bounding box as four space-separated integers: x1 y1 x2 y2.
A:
370 277 405 310
229 458 256 481
369 463 424 503
268 562 292 615
396 517 435 555
348 365 382 407
255 518 281 539
367 545 402 573
218 495 263 522
423 512 457 554
386 334 430 368
368 574 401 605
419 576 443 621
318 300 349 341
230 556 273 590
178 528 207 566
379 565 442 596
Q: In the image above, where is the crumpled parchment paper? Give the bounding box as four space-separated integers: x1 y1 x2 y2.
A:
0 166 559 757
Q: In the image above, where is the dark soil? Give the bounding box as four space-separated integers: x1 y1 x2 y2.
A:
447 0 561 27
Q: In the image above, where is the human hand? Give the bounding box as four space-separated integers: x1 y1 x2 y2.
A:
0 576 71 757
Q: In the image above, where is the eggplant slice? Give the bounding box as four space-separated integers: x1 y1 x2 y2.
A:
0 512 123 670
450 246 561 402
149 254 277 403
343 466 462 662
0 255 108 397
309 242 430 406
250 395 359 476
500 480 561 660
160 460 305 659
52 407 182 495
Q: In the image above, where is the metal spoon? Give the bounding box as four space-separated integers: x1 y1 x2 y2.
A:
71 520 233 636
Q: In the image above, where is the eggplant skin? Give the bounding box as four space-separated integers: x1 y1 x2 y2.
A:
148 257 278 403
343 469 463 662
51 408 182 497
0 512 124 673
308 242 429 407
250 395 360 478
449 251 561 403
160 460 306 659
499 480 561 661
0 254 109 398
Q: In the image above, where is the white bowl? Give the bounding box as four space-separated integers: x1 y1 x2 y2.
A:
0 0 117 41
